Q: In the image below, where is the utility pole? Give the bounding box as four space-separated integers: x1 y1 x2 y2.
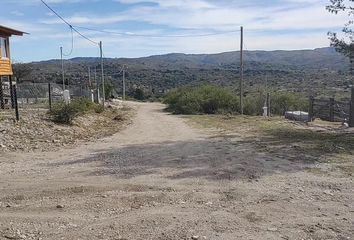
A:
123 65 126 101
99 41 105 106
94 66 99 103
88 66 91 88
240 26 244 115
60 47 65 91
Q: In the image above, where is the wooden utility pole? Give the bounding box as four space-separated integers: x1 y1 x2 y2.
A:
308 96 314 122
60 47 65 91
266 92 271 117
349 86 354 127
240 26 244 115
123 65 126 101
48 83 52 111
88 67 91 88
99 41 105 106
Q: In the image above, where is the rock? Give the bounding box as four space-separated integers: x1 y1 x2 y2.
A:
192 236 199 240
56 204 64 209
267 227 278 232
323 190 334 196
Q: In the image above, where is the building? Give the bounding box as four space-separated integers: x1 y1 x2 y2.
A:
0 25 26 109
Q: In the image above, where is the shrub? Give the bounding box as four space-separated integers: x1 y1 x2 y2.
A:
50 98 104 124
164 85 239 114
50 102 80 124
164 86 308 116
94 104 105 113
244 92 265 116
270 92 308 115
134 88 146 101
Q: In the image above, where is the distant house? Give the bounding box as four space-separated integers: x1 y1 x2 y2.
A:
0 25 26 108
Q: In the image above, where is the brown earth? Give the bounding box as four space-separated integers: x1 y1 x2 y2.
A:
0 102 133 152
0 102 353 240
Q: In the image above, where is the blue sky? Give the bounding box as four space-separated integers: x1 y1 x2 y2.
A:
0 0 348 62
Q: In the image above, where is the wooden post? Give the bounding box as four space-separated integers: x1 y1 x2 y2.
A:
349 87 354 127
0 76 4 109
239 26 244 115
48 83 52 111
13 84 19 121
266 93 271 117
329 97 335 122
308 96 314 122
9 75 15 109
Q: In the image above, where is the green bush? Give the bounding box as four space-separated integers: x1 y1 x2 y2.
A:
164 85 308 116
164 85 239 114
50 98 104 124
50 102 80 124
244 92 265 116
270 92 308 115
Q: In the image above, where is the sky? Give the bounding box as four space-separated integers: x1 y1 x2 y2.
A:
0 0 349 62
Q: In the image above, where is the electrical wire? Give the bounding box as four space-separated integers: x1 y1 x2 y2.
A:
74 25 241 38
40 0 99 45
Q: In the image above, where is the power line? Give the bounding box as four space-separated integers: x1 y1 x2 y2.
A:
74 25 241 38
40 0 98 45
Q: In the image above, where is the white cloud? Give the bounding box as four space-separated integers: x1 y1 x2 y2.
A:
10 11 24 16
4 0 351 61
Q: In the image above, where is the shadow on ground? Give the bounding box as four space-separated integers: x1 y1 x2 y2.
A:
49 136 322 181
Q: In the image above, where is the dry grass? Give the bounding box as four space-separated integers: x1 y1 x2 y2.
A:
189 115 354 175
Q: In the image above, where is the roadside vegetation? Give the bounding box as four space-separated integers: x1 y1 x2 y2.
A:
164 85 238 114
49 98 105 124
164 85 308 116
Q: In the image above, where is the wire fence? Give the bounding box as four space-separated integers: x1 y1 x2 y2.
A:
1 80 94 121
309 88 354 126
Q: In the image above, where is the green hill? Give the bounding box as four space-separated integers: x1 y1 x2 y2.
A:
20 47 352 99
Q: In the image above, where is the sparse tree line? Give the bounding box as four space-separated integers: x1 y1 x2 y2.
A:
163 85 308 116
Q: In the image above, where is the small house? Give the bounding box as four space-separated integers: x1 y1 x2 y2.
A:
0 25 26 76
0 25 26 109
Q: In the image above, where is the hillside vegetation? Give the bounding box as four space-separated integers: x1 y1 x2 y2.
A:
18 47 352 99
164 85 308 115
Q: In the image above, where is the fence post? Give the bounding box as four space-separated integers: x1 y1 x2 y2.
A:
9 75 15 109
308 96 314 122
350 87 354 127
0 77 4 109
48 83 52 111
13 84 19 121
329 97 335 122
266 93 271 117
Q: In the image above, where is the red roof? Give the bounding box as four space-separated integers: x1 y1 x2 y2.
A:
0 25 28 36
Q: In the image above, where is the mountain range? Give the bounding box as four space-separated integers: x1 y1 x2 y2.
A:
20 47 352 98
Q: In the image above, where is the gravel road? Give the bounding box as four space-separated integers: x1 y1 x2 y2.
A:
0 102 353 240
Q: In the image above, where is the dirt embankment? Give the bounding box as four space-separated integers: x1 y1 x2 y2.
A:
0 102 134 152
0 102 353 240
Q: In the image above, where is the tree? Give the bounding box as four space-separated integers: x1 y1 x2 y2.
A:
12 62 33 83
326 0 354 73
134 88 145 101
104 82 115 99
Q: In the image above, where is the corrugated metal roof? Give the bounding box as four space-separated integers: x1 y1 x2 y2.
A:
0 25 28 36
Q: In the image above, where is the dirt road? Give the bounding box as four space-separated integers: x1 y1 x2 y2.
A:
0 102 353 240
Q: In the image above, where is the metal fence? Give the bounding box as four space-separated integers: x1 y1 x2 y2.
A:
309 87 354 126
1 80 93 121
